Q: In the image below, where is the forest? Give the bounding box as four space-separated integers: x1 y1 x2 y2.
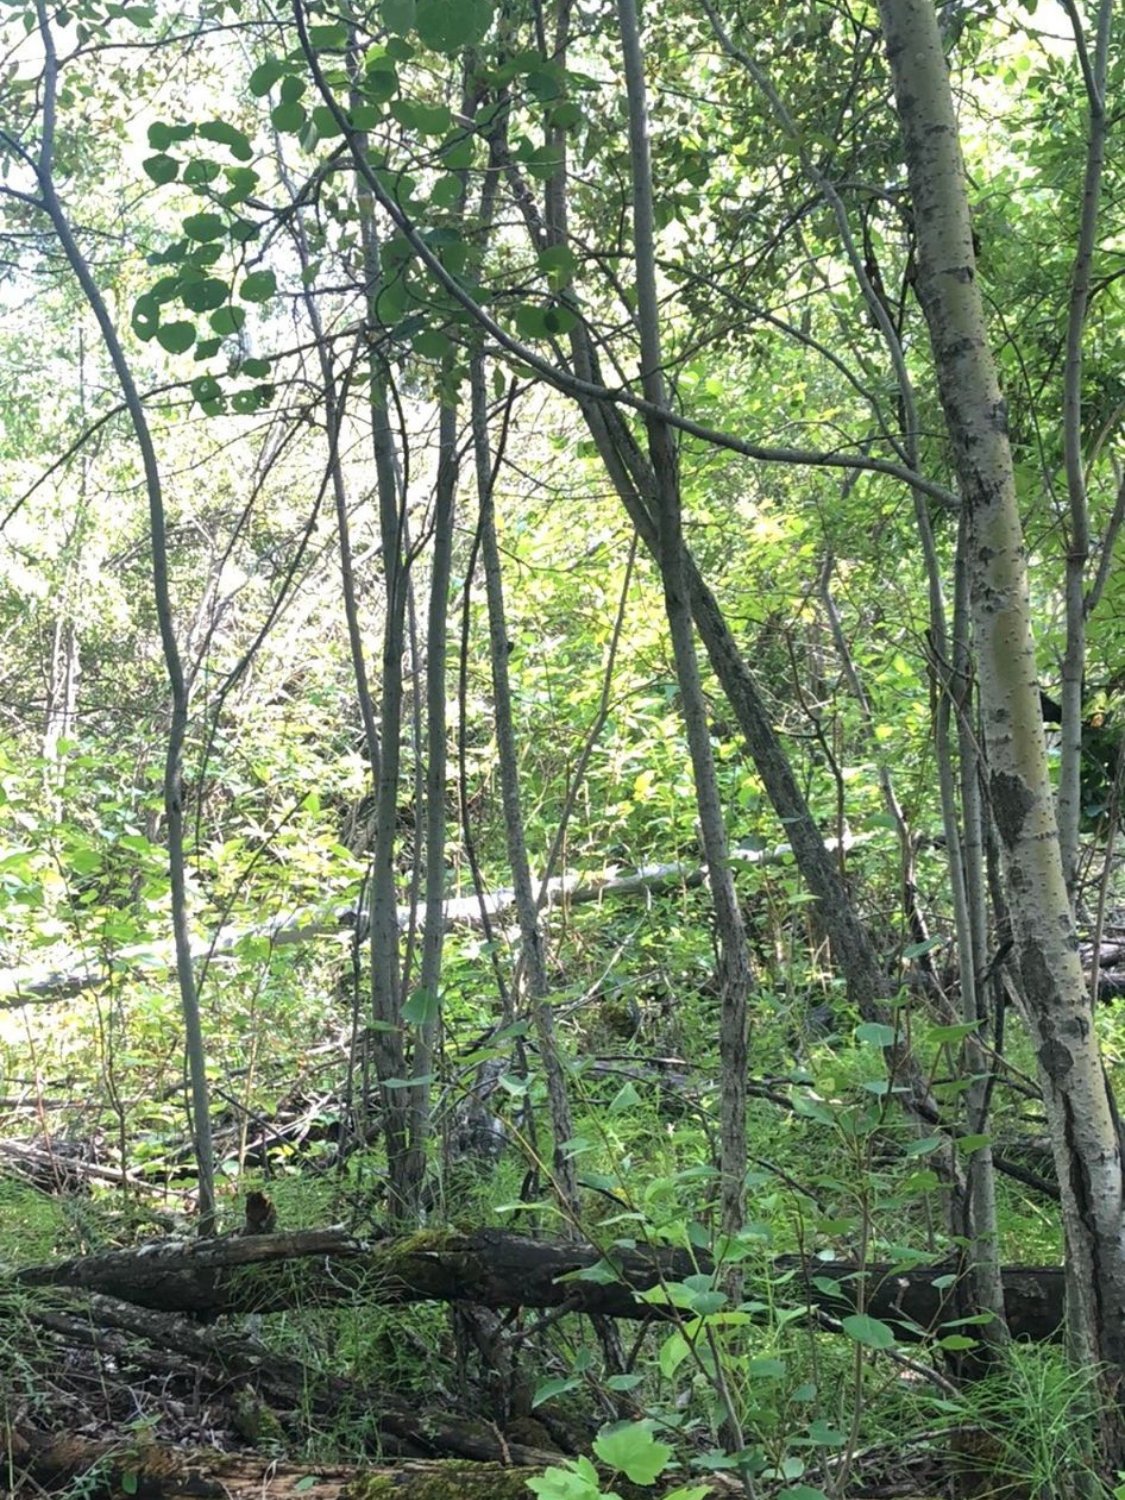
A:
1 0 1124 1494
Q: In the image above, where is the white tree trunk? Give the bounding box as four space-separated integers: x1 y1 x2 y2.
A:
877 0 1125 1450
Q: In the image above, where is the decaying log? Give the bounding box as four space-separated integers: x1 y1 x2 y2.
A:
13 1225 1065 1343
1 1429 580 1499
25 1290 569 1465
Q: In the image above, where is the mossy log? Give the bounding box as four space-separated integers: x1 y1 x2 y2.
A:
1 1430 577 1499
13 1226 1066 1342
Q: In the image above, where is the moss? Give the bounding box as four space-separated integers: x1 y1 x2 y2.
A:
344 1461 538 1498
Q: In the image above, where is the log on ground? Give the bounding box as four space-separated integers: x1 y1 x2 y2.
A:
12 1226 1066 1342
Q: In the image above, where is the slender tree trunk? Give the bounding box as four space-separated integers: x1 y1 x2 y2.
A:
31 0 216 1232
616 0 751 1235
1058 0 1113 892
878 0 1125 1456
470 352 580 1218
353 118 412 1218
404 395 458 1203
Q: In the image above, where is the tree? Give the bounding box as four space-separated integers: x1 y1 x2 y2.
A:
877 0 1125 1458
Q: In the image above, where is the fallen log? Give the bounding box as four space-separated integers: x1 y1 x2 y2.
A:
13 1225 1065 1343
26 1290 572 1464
1 1430 582 1500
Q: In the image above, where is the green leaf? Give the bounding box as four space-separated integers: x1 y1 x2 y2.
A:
778 1488 830 1500
351 101 385 128
194 337 222 360
181 277 230 312
156 321 196 354
363 61 399 103
525 1457 605 1500
531 1376 581 1407
381 0 415 33
607 1081 641 1116
543 304 578 335
550 100 584 130
841 1313 895 1349
391 98 452 135
209 305 245 335
191 374 222 404
183 212 225 242
183 159 221 185
309 22 347 47
402 987 440 1025
231 387 265 414
148 121 195 149
241 356 271 377
903 935 945 959
539 243 576 288
249 57 284 95
412 327 451 359
957 1133 991 1153
514 302 552 339
523 143 563 180
240 269 277 302
132 294 159 340
687 1288 728 1315
903 1134 944 1156
280 74 306 103
593 1422 673 1486
658 1330 689 1379
429 173 463 208
855 1021 897 1047
938 1334 979 1350
807 1419 845 1446
142 153 178 184
271 100 306 134
221 166 259 204
197 119 253 161
311 105 346 139
186 242 223 267
415 0 493 53
929 1020 980 1042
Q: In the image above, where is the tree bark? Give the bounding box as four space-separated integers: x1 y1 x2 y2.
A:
877 0 1125 1458
14 1226 1066 1343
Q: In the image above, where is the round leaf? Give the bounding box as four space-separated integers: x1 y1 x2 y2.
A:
131 294 159 340
183 159 221 185
156 321 196 354
239 269 277 303
142 153 178 185
271 100 306 134
191 374 222 403
415 0 493 53
181 277 230 312
182 212 225 242
209 305 245 335
248 57 284 96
